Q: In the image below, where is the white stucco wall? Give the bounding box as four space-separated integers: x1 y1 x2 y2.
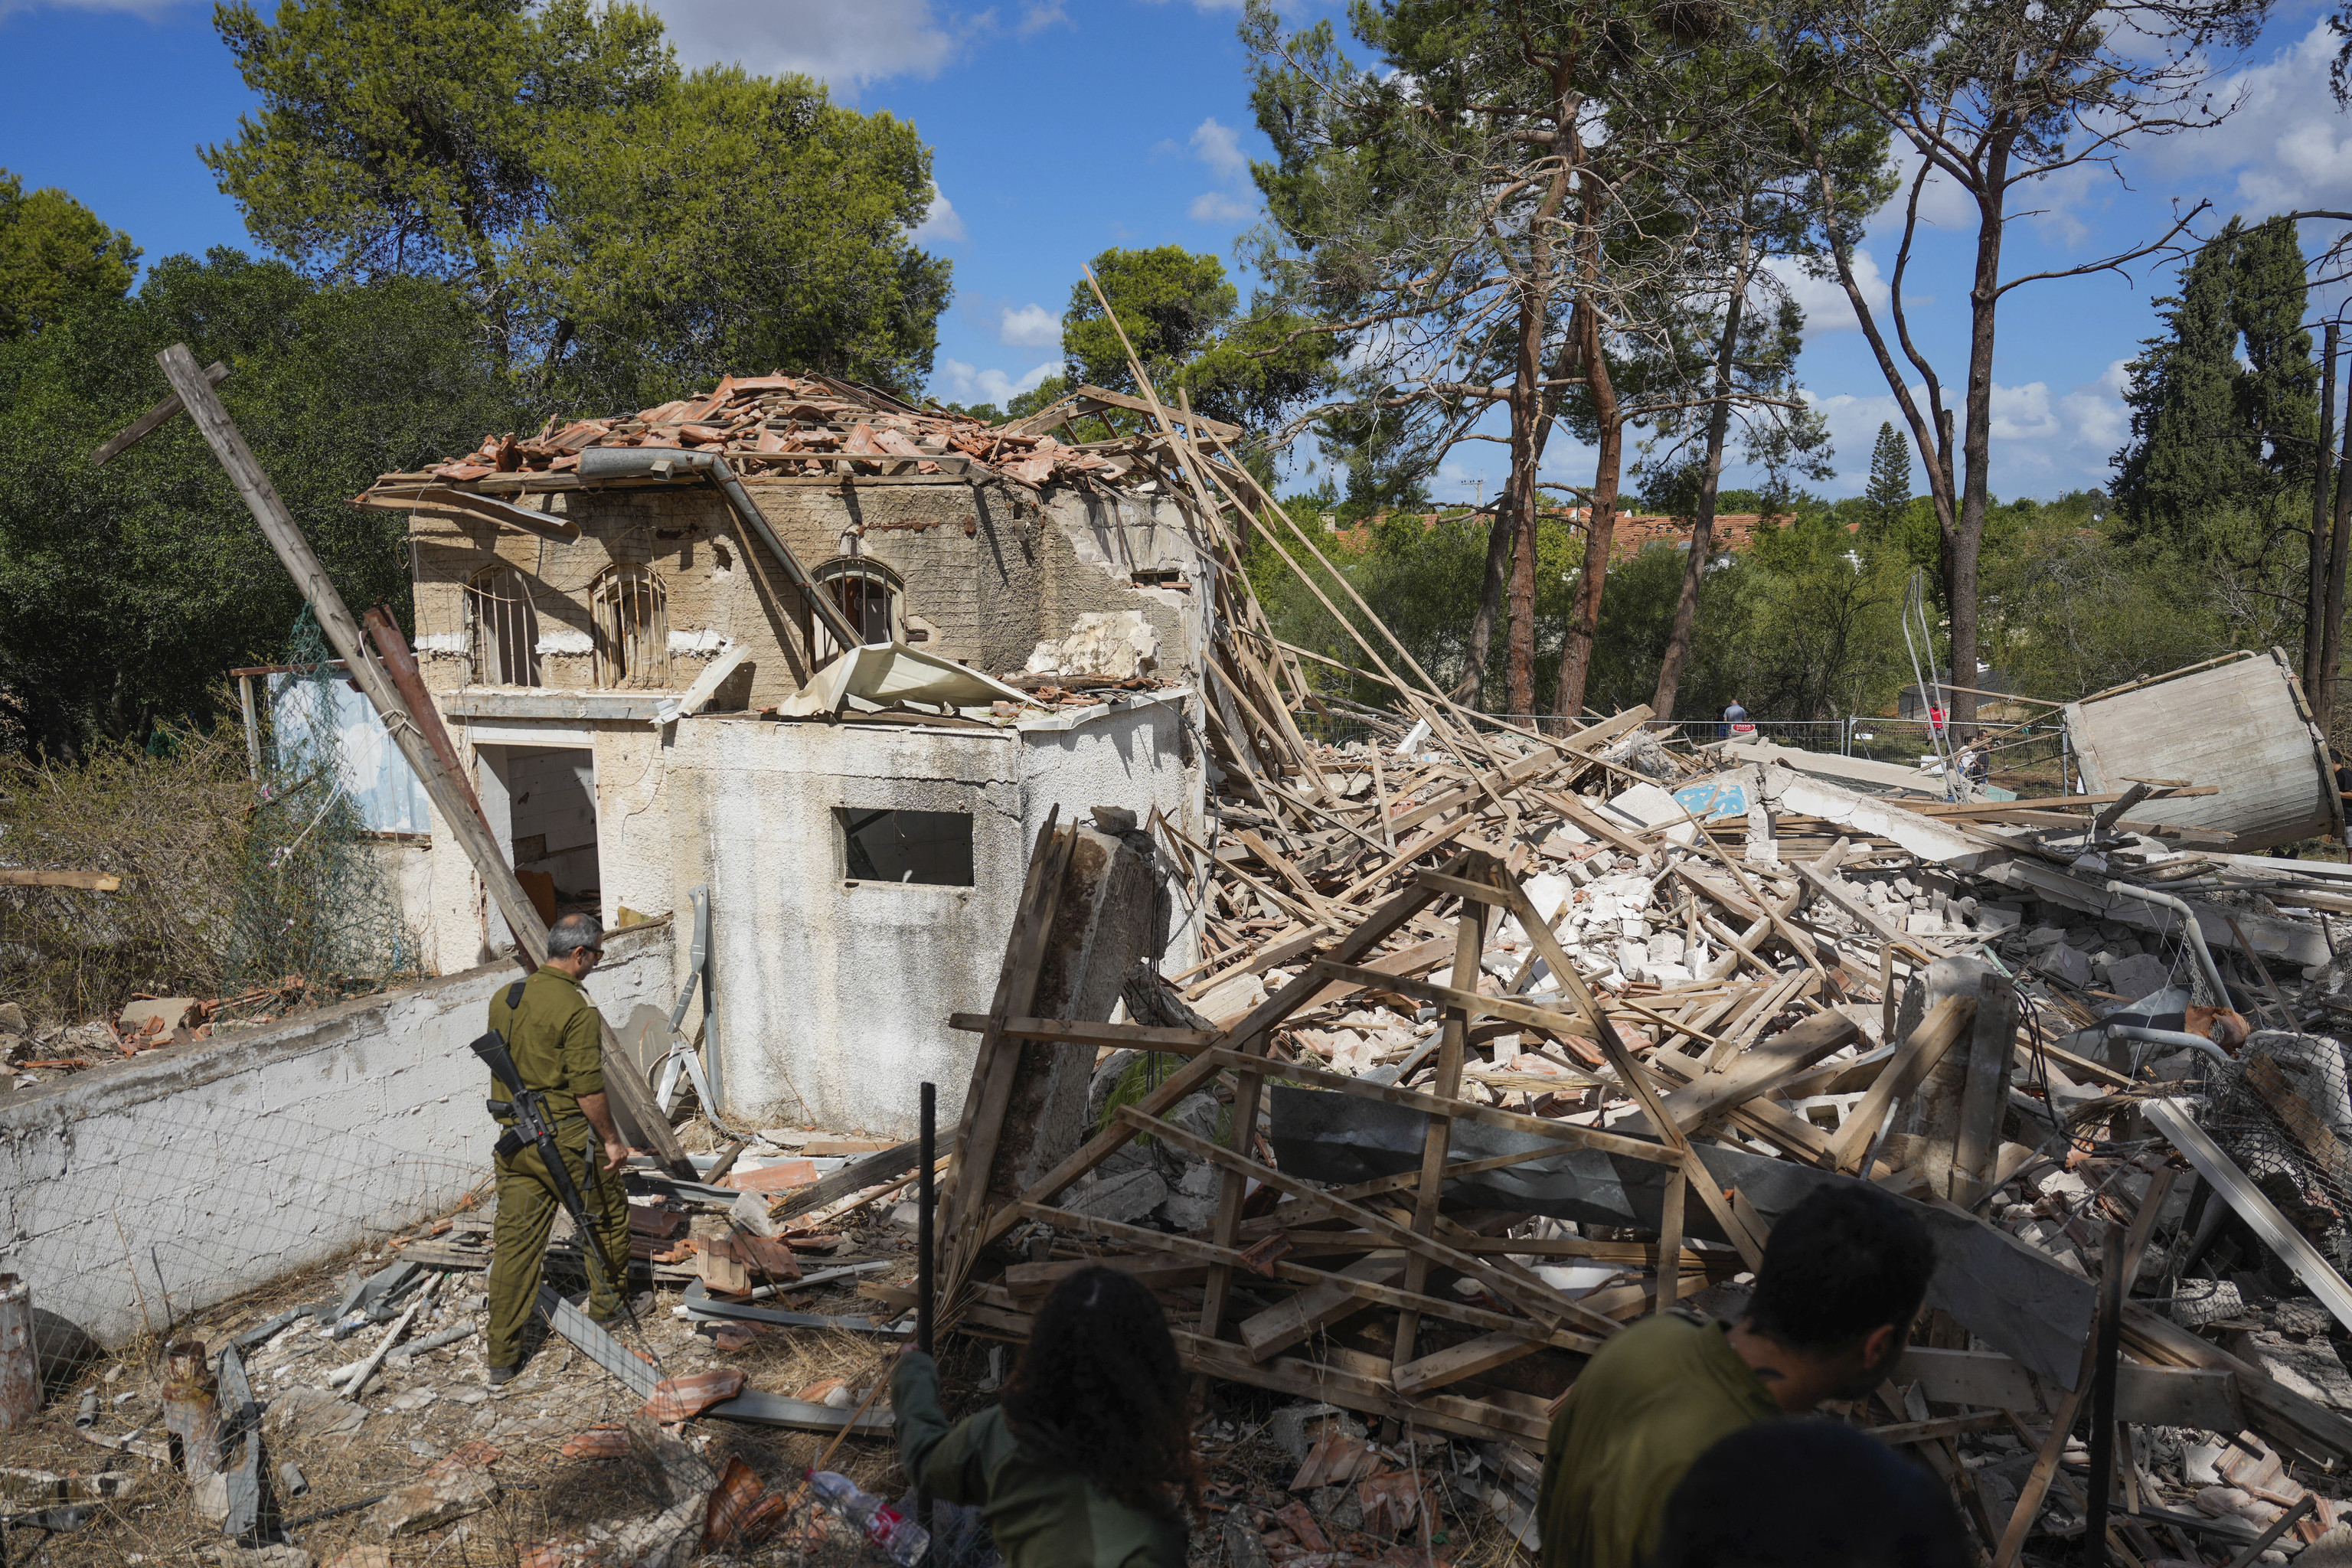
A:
0 920 673 1348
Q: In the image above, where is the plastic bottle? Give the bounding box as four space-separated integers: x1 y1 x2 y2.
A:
805 1468 930 1566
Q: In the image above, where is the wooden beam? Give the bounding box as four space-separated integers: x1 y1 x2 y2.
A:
0 869 120 890
90 360 227 467
943 1013 1216 1054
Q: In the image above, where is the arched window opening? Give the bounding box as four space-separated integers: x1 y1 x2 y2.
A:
812 559 900 668
591 565 670 688
466 564 541 687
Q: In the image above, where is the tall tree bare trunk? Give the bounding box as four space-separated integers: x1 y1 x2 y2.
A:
1556 278 1622 720
1453 507 1514 704
1652 232 1754 720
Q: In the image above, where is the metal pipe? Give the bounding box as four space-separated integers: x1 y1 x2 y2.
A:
577 446 866 652
919 1080 936 1357
2105 1024 2233 1065
0 1276 36 1432
2099 880 2230 1008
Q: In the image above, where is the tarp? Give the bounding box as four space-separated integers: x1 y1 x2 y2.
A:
773 642 1033 719
270 673 430 835
1267 1086 2095 1388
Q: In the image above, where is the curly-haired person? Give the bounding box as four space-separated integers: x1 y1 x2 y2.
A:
891 1266 1198 1567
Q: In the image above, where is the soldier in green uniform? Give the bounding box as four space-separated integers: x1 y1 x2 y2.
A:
1537 1184 1935 1568
483 913 635 1384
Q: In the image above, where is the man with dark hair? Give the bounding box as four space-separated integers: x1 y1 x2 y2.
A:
482 913 636 1384
1537 1182 1936 1568
1655 1422 1967 1568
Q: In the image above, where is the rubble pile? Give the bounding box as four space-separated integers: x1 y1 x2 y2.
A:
923 361 2352 1566
403 374 1181 494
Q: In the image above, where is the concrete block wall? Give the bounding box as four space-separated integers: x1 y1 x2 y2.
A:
0 919 673 1348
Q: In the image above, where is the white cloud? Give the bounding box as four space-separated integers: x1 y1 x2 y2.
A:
998 302 1062 346
1989 381 2057 443
1018 0 1067 33
2151 23 2352 213
910 186 968 243
645 0 985 87
1190 117 1249 181
1763 249 1889 337
1190 191 1254 223
936 358 1059 407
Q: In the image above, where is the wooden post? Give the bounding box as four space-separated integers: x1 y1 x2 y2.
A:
236 675 261 782
1952 973 2020 1204
0 1276 35 1432
153 345 693 1177
1393 910 1481 1374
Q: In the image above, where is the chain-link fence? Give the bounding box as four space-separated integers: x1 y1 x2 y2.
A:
2201 1033 2352 1275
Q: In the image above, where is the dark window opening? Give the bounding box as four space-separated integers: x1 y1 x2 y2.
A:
838 808 973 887
1132 568 1188 590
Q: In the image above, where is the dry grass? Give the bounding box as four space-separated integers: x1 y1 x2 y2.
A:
0 719 253 1030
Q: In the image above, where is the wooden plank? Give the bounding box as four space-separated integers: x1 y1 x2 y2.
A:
1309 959 1601 1044
90 359 227 466
1828 996 1975 1174
1395 913 1480 1375
943 1013 1217 1054
1178 1329 1550 1447
773 1138 921 1221
1393 1329 1549 1399
0 870 120 890
972 873 1457 1258
1656 1011 1860 1132
939 814 1073 1294
1238 1255 1406 1361
1952 975 2020 1203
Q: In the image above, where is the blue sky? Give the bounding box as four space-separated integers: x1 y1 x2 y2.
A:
6 0 2352 505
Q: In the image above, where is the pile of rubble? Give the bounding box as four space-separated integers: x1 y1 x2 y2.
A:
920 358 2352 1565
405 374 1195 494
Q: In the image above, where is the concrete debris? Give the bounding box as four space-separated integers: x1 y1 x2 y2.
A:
937 622 2352 1565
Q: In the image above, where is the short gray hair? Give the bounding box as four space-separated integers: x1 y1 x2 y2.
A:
548 913 603 959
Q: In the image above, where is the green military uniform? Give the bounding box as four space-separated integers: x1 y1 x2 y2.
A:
484 965 632 1373
891 1351 1187 1568
1537 1310 1781 1568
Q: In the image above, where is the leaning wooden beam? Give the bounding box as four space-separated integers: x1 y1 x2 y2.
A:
89 358 227 467
939 814 1073 1300
966 871 1458 1259
150 345 694 1178
1828 996 1976 1174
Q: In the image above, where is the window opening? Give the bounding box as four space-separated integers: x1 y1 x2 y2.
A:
466 563 541 687
837 808 972 887
812 560 900 667
591 564 670 688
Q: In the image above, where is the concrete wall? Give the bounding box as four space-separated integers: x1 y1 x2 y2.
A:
0 919 673 1349
401 695 1200 1138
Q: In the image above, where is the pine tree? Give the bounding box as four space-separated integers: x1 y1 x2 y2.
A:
1863 422 1912 541
2112 220 2262 546
2231 219 2319 489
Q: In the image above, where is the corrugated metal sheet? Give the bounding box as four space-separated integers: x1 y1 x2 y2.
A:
2063 649 2338 853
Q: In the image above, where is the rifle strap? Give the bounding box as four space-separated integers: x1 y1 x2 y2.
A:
505 981 526 1011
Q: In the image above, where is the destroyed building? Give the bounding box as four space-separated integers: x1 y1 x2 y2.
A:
355 377 1216 1133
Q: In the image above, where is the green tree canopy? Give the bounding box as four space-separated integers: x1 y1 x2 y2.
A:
0 249 525 757
2112 216 2316 559
1862 422 1911 541
0 172 140 340
1057 244 1327 433
204 0 948 403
